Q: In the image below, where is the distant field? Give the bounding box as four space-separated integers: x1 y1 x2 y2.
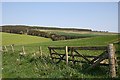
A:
47 31 98 37
40 29 117 36
1 32 52 46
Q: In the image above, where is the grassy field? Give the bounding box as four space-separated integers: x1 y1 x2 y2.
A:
42 30 98 37
0 32 52 46
40 30 117 38
2 32 120 78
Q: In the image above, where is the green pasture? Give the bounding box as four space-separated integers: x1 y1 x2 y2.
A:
1 32 52 46
47 31 98 37
2 32 120 78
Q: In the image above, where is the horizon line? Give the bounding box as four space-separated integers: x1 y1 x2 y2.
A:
1 24 119 33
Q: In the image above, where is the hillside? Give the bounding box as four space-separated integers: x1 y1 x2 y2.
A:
1 32 52 46
1 25 118 41
2 32 120 78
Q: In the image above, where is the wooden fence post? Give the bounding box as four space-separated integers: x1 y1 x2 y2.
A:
4 46 8 52
65 46 68 65
11 45 14 52
39 46 42 57
108 44 116 78
22 46 25 53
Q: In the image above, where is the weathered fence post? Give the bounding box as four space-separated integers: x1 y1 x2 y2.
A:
22 46 25 53
108 44 116 78
11 45 14 52
39 46 42 57
65 46 68 65
4 46 8 52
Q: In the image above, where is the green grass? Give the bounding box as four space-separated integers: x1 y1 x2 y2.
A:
43 35 118 46
48 31 98 37
2 32 120 78
1 32 52 46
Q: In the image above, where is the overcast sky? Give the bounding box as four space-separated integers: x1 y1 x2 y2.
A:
1 2 119 32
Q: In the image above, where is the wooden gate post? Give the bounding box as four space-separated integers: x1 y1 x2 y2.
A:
108 44 116 78
65 46 68 65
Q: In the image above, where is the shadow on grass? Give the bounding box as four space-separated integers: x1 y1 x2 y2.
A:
69 63 109 78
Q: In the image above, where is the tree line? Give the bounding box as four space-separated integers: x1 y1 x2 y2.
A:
1 25 92 41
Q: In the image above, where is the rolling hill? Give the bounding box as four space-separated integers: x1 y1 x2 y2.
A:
1 32 120 78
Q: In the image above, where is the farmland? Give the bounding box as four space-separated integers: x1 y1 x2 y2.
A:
1 30 120 78
0 32 52 46
1 25 117 41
